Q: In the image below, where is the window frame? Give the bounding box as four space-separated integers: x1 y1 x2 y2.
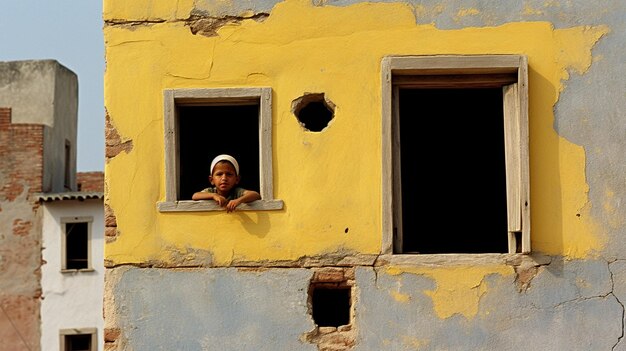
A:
158 87 283 212
59 328 97 351
60 216 93 272
381 55 530 255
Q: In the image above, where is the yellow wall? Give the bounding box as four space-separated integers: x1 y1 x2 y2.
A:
104 0 608 266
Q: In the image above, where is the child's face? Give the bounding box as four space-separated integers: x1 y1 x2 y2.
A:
209 161 240 195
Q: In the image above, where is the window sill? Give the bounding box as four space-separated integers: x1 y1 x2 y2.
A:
157 199 284 212
61 268 94 273
377 253 543 267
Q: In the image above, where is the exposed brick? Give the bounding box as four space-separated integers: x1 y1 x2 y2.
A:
0 108 44 200
77 171 104 192
104 327 121 342
12 219 32 237
104 203 117 227
2 183 24 202
0 107 11 127
313 267 345 283
343 267 355 280
106 143 133 159
303 327 356 351
105 111 133 160
105 227 118 237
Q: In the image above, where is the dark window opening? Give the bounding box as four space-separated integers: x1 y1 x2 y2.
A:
64 140 71 189
66 222 88 269
178 105 260 200
292 93 334 132
65 334 91 351
398 88 508 254
311 287 351 327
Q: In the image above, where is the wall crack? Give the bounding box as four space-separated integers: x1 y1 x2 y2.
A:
609 260 625 350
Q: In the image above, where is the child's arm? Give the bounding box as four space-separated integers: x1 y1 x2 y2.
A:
192 191 229 206
225 190 261 212
192 191 214 201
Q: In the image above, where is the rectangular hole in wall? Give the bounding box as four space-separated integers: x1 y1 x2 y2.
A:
310 285 351 328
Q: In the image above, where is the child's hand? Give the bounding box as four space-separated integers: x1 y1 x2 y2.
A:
212 194 228 207
225 199 241 213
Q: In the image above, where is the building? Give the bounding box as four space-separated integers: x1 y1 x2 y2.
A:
103 1 626 350
38 172 104 351
0 60 104 351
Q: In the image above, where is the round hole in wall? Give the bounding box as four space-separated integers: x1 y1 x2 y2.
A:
292 93 335 132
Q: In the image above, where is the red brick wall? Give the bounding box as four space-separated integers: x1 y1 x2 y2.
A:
0 107 44 351
77 171 104 192
0 107 44 198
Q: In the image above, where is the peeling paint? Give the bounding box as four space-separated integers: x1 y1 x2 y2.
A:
166 245 214 267
390 289 411 303
532 139 605 258
523 4 544 16
603 187 623 230
400 336 426 349
554 25 610 89
186 13 269 37
385 265 513 320
456 7 479 18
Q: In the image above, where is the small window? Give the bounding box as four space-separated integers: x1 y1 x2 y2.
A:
60 328 97 351
64 140 71 190
61 217 93 271
159 88 283 212
382 55 530 255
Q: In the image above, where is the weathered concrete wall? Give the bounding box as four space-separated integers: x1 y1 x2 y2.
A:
0 61 57 126
108 261 624 350
0 60 78 193
47 63 78 192
107 267 316 351
40 198 104 350
103 1 626 350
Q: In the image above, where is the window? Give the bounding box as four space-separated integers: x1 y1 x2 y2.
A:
59 328 97 351
64 140 71 190
381 55 530 255
61 217 93 271
158 88 283 212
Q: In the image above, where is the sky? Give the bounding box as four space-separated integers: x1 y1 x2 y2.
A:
0 0 105 171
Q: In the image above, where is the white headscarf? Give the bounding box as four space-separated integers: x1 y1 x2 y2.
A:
210 154 240 175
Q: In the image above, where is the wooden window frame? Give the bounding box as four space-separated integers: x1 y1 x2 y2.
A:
59 328 97 351
158 87 283 212
381 55 530 255
61 216 93 272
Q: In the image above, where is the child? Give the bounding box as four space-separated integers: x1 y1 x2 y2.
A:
192 154 261 212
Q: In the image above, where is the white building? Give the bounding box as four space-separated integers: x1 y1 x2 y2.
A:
38 188 104 351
